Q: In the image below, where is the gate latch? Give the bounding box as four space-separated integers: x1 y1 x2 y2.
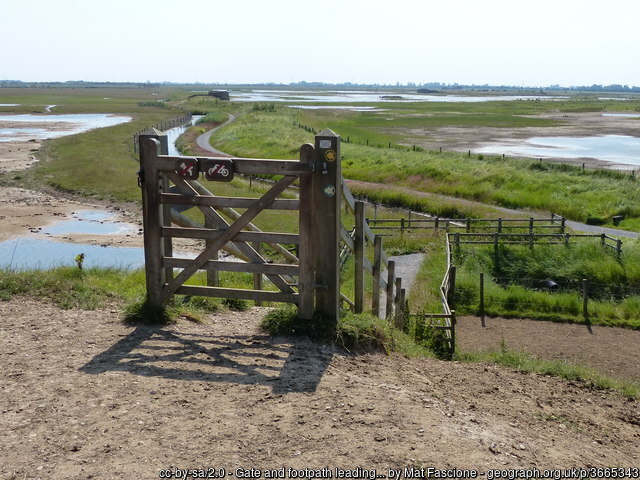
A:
137 169 144 188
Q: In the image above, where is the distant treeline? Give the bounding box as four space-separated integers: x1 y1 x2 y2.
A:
1 79 639 93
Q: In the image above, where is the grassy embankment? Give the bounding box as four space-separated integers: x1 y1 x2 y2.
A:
211 101 640 230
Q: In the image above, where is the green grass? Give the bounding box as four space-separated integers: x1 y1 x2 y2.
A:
457 345 639 399
452 240 640 328
0 266 257 323
211 104 640 229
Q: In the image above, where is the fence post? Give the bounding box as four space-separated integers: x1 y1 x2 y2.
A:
616 239 622 258
311 129 341 324
529 217 534 249
394 277 403 328
447 266 457 310
561 217 566 234
494 232 499 250
386 260 395 319
450 310 456 356
297 143 316 321
497 218 502 233
372 236 383 317
466 218 471 233
582 278 589 324
354 201 366 313
139 136 165 308
480 272 485 327
601 233 606 246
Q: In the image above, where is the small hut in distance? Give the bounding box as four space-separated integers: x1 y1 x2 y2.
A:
209 90 230 100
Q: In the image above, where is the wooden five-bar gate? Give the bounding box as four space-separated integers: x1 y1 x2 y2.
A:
138 129 407 326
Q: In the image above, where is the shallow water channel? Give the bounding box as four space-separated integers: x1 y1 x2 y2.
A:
475 135 640 167
0 210 145 271
0 113 131 142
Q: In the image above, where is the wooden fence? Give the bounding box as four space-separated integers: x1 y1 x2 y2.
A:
450 232 623 257
138 129 405 325
366 214 566 235
133 113 193 154
339 198 407 323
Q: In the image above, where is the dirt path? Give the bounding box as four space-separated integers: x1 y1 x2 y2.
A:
1 297 639 479
457 316 640 384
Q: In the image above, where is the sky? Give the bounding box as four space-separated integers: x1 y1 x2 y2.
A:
2 0 639 87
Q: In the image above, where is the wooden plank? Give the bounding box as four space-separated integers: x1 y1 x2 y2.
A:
165 175 297 295
342 181 356 212
176 285 298 304
354 201 365 313
363 219 376 244
340 226 355 251
312 130 341 322
163 257 299 275
161 227 299 245
204 214 218 286
372 236 382 317
160 192 299 210
157 155 312 175
386 260 395 319
297 145 315 320
167 174 295 293
139 136 165 307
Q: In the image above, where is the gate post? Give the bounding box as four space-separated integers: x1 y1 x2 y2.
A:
312 129 341 324
139 135 166 307
297 143 315 320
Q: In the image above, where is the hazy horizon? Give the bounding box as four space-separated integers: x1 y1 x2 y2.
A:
3 0 639 87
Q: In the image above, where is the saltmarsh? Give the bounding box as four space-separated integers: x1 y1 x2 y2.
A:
210 102 640 229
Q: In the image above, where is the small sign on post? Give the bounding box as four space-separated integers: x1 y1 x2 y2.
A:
203 158 234 182
175 158 199 180
312 129 341 324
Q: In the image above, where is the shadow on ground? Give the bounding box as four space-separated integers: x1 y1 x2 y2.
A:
80 325 333 394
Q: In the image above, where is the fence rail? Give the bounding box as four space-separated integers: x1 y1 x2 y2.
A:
133 113 193 153
449 232 623 257
339 200 406 323
367 214 566 235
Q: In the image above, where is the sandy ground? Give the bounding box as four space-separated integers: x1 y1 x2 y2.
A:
0 141 41 174
1 297 639 479
392 111 640 170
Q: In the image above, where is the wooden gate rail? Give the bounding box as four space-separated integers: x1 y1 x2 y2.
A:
140 129 381 326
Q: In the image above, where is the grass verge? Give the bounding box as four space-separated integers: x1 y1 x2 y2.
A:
457 344 639 400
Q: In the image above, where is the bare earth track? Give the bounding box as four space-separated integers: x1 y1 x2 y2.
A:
1 298 639 479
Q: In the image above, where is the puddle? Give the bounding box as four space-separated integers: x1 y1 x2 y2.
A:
0 237 146 270
40 210 136 235
0 113 131 142
475 135 640 166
